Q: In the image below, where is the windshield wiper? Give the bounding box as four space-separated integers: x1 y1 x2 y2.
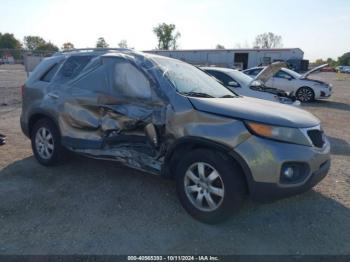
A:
181 92 214 98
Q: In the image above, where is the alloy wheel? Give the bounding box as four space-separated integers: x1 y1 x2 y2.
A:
35 127 54 160
184 162 225 212
297 88 313 102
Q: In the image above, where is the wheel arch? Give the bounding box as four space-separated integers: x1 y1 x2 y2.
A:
28 111 60 137
162 136 254 194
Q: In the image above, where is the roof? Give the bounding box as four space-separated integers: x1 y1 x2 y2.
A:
144 48 303 53
52 48 136 57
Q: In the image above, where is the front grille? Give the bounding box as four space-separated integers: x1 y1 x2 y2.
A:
307 129 325 148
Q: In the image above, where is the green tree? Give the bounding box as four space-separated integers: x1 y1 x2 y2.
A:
0 33 22 49
62 42 75 51
215 44 225 49
253 32 283 48
36 42 59 52
338 52 350 66
23 36 46 50
118 39 128 48
314 58 326 65
96 37 109 48
326 58 337 67
153 23 181 50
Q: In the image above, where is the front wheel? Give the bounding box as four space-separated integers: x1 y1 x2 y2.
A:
296 87 315 102
175 149 246 224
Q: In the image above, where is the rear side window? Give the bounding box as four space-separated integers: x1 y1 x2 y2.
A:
275 70 293 79
40 63 61 82
54 56 94 83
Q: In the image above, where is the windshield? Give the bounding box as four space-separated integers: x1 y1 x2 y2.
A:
152 57 236 98
282 68 301 79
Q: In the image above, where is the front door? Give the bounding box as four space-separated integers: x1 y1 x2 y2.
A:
271 70 295 92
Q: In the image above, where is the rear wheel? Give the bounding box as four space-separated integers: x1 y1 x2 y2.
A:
175 149 246 224
31 118 64 166
296 87 315 102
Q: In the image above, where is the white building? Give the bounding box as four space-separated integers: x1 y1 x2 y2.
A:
145 48 304 70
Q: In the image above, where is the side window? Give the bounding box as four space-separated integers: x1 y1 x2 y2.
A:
40 63 60 82
71 63 107 92
113 60 152 100
208 71 233 86
274 70 293 79
244 70 251 75
251 69 262 76
54 56 94 83
206 70 221 83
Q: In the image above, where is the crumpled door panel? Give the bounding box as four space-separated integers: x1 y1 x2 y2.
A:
56 58 168 173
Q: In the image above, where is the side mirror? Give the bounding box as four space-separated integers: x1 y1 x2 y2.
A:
228 81 240 87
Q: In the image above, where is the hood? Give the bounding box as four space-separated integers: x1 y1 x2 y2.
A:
188 96 319 128
300 64 328 79
253 62 286 84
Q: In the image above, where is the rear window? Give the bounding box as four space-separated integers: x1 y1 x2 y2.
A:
54 56 94 83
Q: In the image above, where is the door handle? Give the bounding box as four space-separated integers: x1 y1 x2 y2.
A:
48 92 59 99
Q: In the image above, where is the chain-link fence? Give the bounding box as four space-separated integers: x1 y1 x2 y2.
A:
0 49 55 74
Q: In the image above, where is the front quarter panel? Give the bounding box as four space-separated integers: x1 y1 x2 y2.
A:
166 107 251 149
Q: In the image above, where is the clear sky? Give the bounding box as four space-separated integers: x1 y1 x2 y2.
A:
1 0 349 61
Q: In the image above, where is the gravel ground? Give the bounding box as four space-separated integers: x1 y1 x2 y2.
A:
0 65 349 255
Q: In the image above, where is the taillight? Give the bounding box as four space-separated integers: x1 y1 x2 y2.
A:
21 84 25 97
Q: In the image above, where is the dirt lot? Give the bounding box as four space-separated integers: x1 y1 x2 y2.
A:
0 64 349 255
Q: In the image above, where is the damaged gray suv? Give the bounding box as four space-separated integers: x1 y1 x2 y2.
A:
21 49 330 223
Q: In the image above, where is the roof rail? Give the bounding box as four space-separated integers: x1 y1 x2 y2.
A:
53 48 133 56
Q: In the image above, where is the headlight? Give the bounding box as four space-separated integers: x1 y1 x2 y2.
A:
245 121 310 146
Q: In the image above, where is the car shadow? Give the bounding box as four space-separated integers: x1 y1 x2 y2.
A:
328 136 350 156
303 100 350 112
0 155 349 254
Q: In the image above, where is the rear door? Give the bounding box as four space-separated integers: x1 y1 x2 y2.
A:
48 55 102 149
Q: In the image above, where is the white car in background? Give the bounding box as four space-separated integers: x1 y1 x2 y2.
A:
243 64 333 102
201 63 300 106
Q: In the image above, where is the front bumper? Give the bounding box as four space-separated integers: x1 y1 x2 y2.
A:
248 159 330 201
318 87 333 99
233 135 330 201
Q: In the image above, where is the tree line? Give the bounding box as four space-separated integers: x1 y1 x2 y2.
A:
1 26 349 66
0 26 280 52
0 33 129 52
314 55 350 67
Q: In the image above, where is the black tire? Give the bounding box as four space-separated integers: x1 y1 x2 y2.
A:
31 118 64 166
175 149 246 224
296 87 315 102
